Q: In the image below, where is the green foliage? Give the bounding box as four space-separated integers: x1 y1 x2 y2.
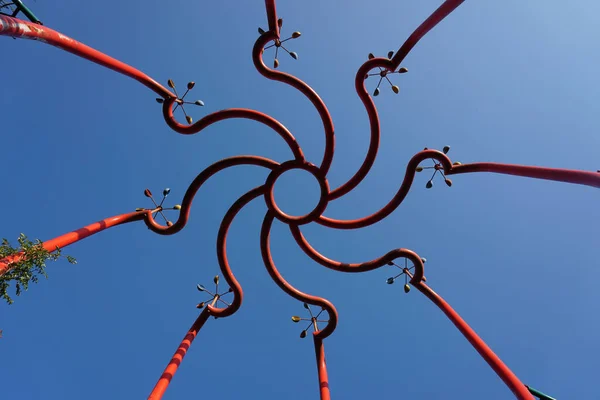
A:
0 233 77 305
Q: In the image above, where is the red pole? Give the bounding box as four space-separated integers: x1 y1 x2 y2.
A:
414 282 534 399
0 211 145 277
148 309 212 400
313 337 331 400
0 15 174 98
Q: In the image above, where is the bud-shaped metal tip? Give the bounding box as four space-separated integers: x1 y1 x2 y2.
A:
214 275 220 285
426 180 433 189
453 161 462 166
194 100 204 106
303 303 309 309
167 79 175 89
166 221 173 227
368 53 375 59
387 50 394 59
421 257 427 263
187 81 195 90
404 284 411 293
274 59 279 68
155 98 164 104
290 51 298 60
135 208 144 212
445 178 453 187
392 85 400 94
163 188 171 196
387 261 394 266
144 189 153 198
277 18 283 28
197 284 205 292
292 31 301 39
373 87 380 96
386 277 395 284
300 330 307 338
186 115 193 124
258 27 265 35
399 67 408 73
443 145 450 154
173 205 182 210
196 302 205 309
364 74 369 80
416 166 423 172
291 316 301 323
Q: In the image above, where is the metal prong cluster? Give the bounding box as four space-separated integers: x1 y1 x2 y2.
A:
259 18 301 69
385 257 427 293
364 51 408 97
416 146 456 189
291 303 329 339
195 275 233 310
137 188 181 226
156 79 204 125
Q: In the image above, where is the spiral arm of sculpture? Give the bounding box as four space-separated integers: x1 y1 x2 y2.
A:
1 0 596 399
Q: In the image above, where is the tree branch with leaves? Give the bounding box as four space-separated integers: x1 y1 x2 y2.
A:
0 234 76 305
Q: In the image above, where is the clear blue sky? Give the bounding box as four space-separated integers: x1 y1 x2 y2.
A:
1 1 599 398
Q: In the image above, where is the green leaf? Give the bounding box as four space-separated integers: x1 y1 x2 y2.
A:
0 233 77 305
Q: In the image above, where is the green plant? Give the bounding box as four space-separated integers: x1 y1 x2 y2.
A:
0 233 76 305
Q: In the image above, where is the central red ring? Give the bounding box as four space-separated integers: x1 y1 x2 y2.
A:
264 161 329 225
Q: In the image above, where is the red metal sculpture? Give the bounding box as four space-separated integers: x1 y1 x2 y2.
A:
1 1 593 399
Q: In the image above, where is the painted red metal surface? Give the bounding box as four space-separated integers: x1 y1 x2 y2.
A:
2 0 597 398
0 211 145 276
148 309 211 400
413 280 533 399
314 337 331 400
0 15 173 98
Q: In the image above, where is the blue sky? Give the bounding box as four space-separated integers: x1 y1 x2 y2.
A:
1 0 599 398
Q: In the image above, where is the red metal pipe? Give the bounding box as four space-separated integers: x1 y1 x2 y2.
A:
143 156 281 236
255 1 466 200
209 186 266 319
264 0 280 37
148 309 212 400
413 281 533 400
390 0 466 68
161 100 305 161
448 162 600 188
315 150 600 230
260 211 338 339
252 34 335 175
313 337 331 400
0 15 173 98
0 211 145 277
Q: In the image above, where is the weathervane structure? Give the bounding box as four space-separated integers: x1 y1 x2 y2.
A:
0 1 593 399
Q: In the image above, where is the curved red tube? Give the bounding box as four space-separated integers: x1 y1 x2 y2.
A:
318 150 452 229
316 150 600 230
289 224 425 280
144 156 280 235
260 212 338 339
0 211 145 277
255 1 465 201
252 34 335 175
208 186 265 319
0 15 173 98
161 99 305 161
